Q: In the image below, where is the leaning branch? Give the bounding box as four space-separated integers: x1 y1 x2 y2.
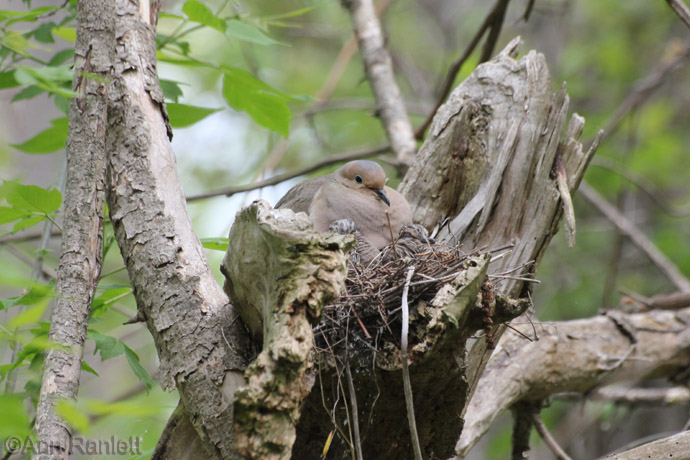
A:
579 182 690 292
34 1 111 458
342 0 417 164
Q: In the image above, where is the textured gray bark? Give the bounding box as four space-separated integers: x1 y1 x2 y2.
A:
102 1 250 459
33 2 112 458
600 430 690 460
456 307 690 457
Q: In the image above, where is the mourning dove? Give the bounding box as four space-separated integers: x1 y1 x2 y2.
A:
276 160 412 249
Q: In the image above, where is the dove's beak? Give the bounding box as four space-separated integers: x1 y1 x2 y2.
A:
374 189 391 206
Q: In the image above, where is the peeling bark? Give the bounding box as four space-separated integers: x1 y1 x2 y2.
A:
102 2 250 459
34 2 112 458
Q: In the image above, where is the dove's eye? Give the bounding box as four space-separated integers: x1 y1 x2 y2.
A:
354 175 363 184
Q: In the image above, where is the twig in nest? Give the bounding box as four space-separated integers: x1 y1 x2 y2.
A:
400 266 423 460
385 211 398 260
345 358 364 460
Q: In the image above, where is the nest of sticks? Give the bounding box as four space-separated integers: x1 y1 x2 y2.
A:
313 241 478 357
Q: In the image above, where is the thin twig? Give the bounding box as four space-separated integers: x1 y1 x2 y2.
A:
400 266 422 460
414 0 506 139
579 182 690 292
479 0 511 63
186 145 389 201
344 361 364 460
530 412 573 460
666 0 690 29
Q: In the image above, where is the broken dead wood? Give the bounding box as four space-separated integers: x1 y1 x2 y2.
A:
221 200 353 459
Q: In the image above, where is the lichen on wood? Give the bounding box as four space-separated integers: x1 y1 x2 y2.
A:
222 200 353 459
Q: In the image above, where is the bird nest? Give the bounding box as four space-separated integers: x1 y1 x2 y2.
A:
313 242 475 357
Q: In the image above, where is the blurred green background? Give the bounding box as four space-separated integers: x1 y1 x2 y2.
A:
1 0 689 458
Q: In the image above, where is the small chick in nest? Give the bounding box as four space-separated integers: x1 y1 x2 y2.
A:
328 220 435 267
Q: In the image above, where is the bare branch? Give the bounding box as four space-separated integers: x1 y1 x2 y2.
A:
414 0 510 140
455 307 690 457
511 402 535 460
34 1 111 457
666 0 690 29
589 385 690 406
186 146 390 202
531 412 574 460
342 0 417 164
579 182 690 292
600 430 690 460
620 289 690 311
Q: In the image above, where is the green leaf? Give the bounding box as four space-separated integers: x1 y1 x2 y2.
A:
0 206 28 224
9 301 49 329
56 400 89 433
14 215 47 232
52 26 76 43
81 360 99 377
0 30 38 57
260 3 323 22
160 79 184 102
201 237 229 251
0 394 31 439
14 65 77 98
0 70 19 89
225 20 283 46
1 285 53 310
1 7 57 25
222 67 291 136
166 103 222 128
30 22 57 43
11 85 44 102
88 330 125 361
182 0 225 32
124 346 154 392
0 180 62 214
91 287 132 318
48 48 74 66
10 117 68 153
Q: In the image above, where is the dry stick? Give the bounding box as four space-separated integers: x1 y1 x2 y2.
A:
530 412 574 460
415 0 506 139
0 229 61 245
344 361 364 460
553 150 576 247
186 145 389 201
400 266 423 460
385 211 398 260
2 245 56 281
478 0 511 63
667 0 690 29
579 182 690 292
342 0 417 165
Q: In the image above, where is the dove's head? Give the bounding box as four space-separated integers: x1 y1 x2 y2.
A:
336 160 390 206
